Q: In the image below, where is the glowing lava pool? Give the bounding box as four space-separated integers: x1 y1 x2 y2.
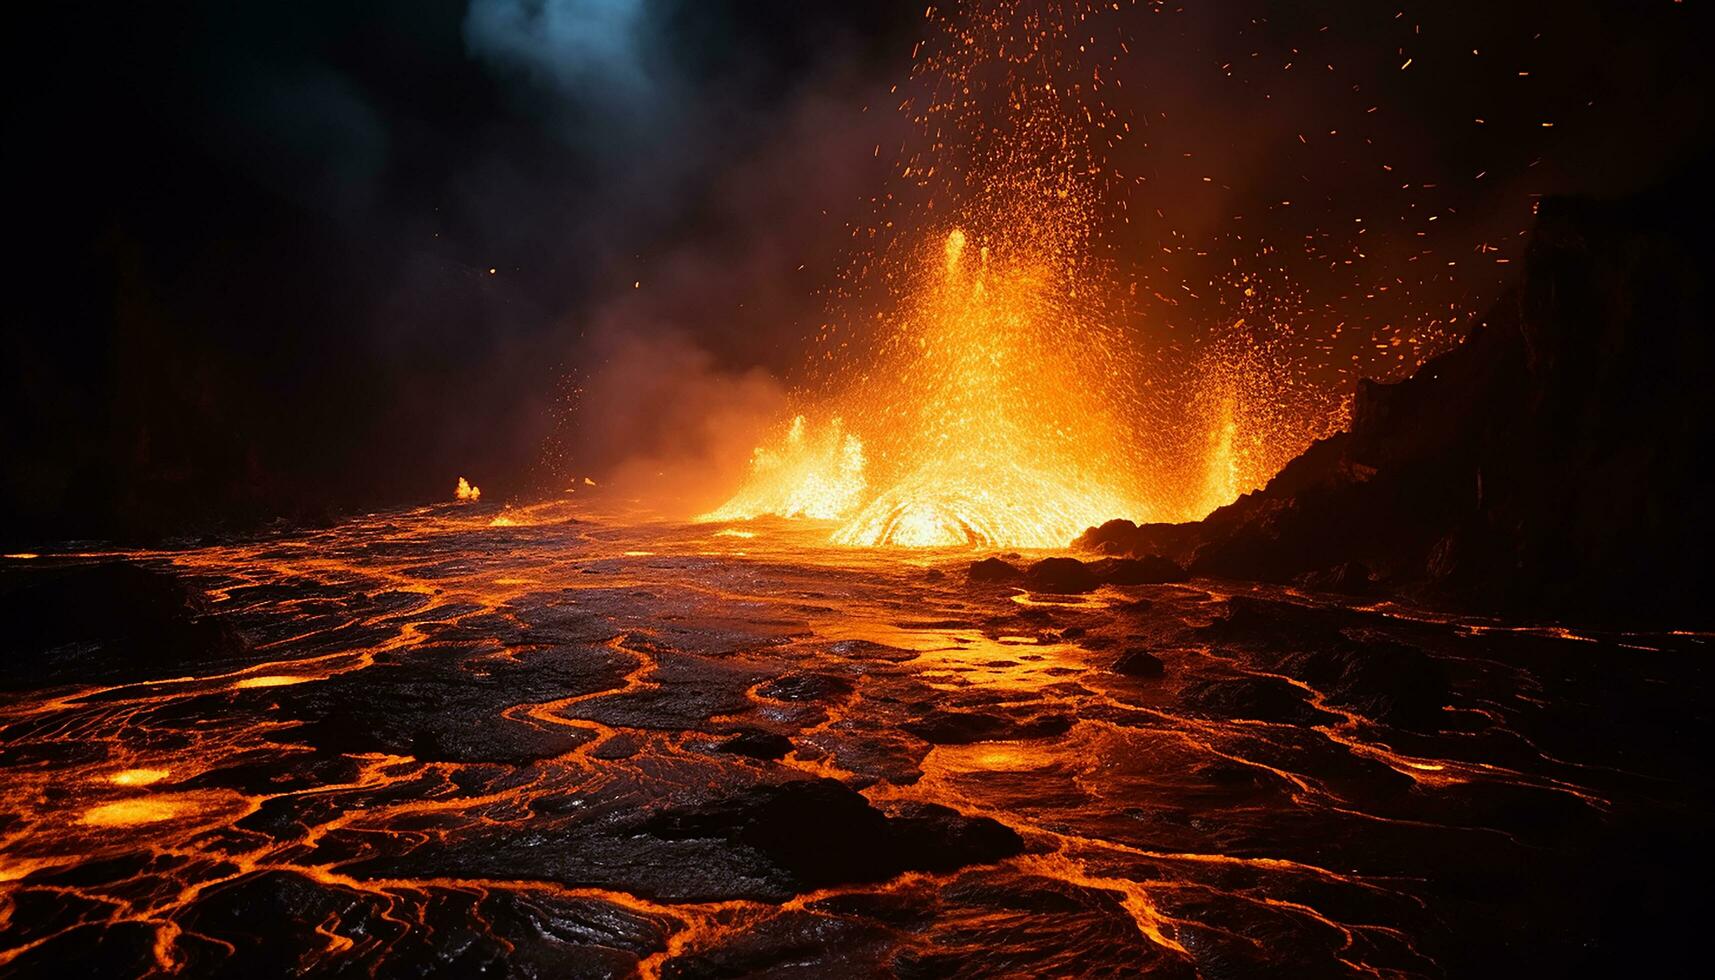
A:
1 502 1708 977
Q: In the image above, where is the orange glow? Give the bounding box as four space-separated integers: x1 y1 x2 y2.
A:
703 415 867 523
0 504 1642 973
827 227 1144 547
233 674 314 689
108 768 171 787
1199 394 1242 516
81 798 191 827
455 476 481 502
694 1 1384 547
711 1 1154 547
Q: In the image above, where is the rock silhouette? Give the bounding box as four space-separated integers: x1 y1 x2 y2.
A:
1080 174 1714 625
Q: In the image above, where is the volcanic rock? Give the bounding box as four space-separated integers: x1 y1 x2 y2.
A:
1076 176 1715 625
660 909 898 978
904 709 1074 744
1296 561 1376 596
1281 641 1449 731
1088 555 1188 585
640 778 1022 889
1023 557 1099 593
272 642 631 764
176 869 666 978
1181 676 1331 726
0 561 248 689
715 730 794 760
1085 519 1144 555
1112 648 1166 677
1198 595 1355 651
1007 555 1189 596
757 672 854 702
968 557 1023 583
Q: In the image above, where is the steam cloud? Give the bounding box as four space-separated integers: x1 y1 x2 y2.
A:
573 327 788 517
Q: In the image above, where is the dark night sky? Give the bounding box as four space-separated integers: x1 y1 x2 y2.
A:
3 0 1708 542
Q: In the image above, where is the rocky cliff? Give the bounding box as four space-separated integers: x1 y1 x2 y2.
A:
1080 176 1714 625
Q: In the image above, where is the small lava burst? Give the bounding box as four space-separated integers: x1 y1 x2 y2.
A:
455 476 481 502
107 768 171 787
232 674 313 689
702 415 867 522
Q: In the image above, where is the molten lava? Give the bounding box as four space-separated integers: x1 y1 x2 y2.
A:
703 415 867 522
709 1 1156 548
828 228 1143 547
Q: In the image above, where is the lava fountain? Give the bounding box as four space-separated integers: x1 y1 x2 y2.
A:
710 0 1153 548
828 226 1142 547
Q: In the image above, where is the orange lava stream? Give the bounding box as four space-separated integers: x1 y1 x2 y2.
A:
0 504 1673 976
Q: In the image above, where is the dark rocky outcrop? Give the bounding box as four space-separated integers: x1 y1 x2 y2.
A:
968 557 1024 582
1281 642 1448 732
1023 557 1099 593
715 729 795 760
904 709 1074 744
1193 596 1453 731
1088 556 1189 585
756 672 854 702
1112 648 1166 678
1079 178 1714 625
974 555 1189 595
1294 561 1375 596
0 561 249 689
639 779 1023 889
1181 676 1332 726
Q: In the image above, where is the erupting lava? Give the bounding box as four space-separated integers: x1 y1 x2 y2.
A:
712 1 1153 547
703 415 866 522
828 226 1142 547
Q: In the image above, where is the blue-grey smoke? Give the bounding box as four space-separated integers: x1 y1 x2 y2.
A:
464 0 652 103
